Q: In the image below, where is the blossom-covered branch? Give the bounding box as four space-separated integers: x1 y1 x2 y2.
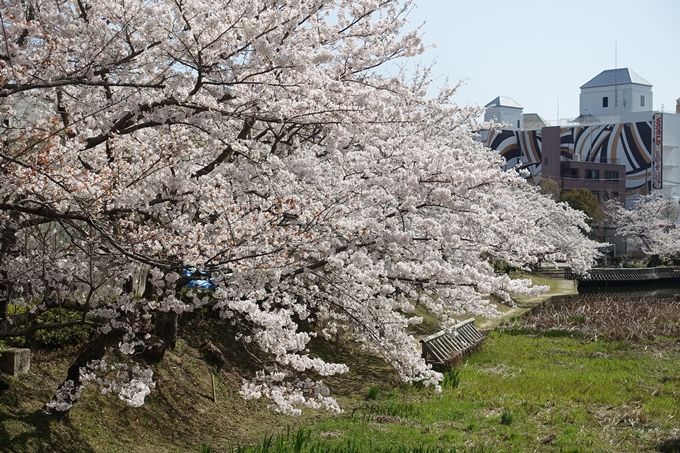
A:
0 0 601 415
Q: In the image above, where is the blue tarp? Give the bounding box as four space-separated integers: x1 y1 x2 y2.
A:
183 268 217 290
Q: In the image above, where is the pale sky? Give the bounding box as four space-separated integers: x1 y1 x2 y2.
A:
401 0 680 122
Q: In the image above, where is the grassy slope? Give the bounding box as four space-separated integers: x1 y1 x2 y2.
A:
0 313 402 453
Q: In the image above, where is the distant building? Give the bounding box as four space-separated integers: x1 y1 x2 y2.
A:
484 96 523 130
579 68 653 119
480 68 680 209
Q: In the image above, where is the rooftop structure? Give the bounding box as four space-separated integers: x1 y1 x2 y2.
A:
580 68 652 89
523 113 550 130
485 96 523 109
579 67 653 118
484 96 523 130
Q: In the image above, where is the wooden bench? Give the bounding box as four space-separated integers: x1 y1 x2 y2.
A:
420 318 484 368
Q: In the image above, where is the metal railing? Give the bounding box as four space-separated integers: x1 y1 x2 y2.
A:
560 156 621 165
543 113 659 128
580 267 680 282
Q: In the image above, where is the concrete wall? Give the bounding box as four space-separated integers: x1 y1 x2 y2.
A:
0 348 30 376
484 106 523 130
580 83 653 117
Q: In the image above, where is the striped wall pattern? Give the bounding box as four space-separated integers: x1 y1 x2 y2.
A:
481 121 653 195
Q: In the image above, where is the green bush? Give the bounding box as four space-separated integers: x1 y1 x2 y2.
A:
28 309 93 349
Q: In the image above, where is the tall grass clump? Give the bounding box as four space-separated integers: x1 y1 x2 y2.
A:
442 368 460 389
366 401 420 418
222 429 495 452
366 385 380 400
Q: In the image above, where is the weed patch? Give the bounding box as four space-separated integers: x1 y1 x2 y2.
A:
366 386 380 400
505 294 680 341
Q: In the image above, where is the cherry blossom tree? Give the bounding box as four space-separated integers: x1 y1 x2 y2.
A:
0 0 601 415
610 195 680 265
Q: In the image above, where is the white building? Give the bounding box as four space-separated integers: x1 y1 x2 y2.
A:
579 68 653 119
484 96 523 130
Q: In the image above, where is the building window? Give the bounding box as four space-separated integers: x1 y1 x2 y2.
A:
561 168 579 179
544 158 549 165
517 120 520 128
604 171 619 182
585 169 600 180
641 95 645 107
602 97 609 108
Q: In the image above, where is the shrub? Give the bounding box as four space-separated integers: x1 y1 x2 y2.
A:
28 309 93 349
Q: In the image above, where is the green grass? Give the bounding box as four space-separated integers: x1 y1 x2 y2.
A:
508 271 574 305
205 331 680 452
441 368 460 389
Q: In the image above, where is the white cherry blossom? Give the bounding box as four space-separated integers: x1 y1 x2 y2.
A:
610 195 680 260
0 0 601 414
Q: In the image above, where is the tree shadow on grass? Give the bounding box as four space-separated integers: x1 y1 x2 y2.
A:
658 437 680 453
306 335 402 399
0 360 98 453
0 405 97 453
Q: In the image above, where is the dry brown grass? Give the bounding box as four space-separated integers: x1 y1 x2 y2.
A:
510 294 680 341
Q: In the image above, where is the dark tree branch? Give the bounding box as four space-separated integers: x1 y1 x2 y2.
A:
194 118 255 177
0 80 165 98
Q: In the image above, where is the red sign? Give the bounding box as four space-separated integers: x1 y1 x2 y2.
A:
653 113 663 190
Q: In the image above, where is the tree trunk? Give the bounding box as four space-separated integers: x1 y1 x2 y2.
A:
155 311 177 350
0 275 8 322
42 329 124 417
141 270 178 351
0 218 18 323
647 254 660 268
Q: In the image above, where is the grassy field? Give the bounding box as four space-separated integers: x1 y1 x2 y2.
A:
2 290 680 452
219 330 680 453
